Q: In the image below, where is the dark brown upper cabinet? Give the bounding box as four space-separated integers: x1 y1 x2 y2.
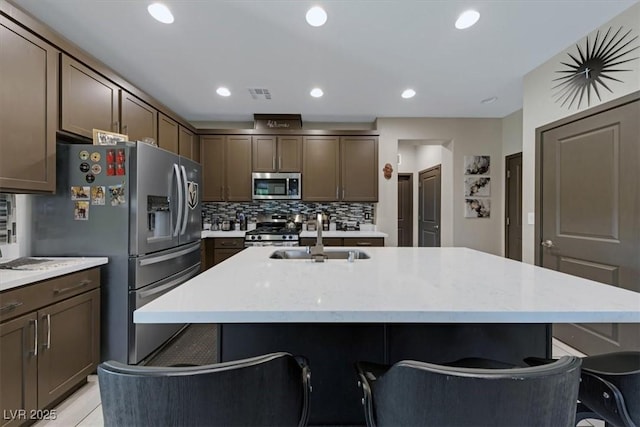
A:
120 92 157 143
302 135 378 202
201 136 225 201
61 54 120 140
340 136 378 201
225 135 252 201
302 136 340 201
252 135 302 172
157 113 179 154
201 135 251 201
0 17 58 193
179 126 200 163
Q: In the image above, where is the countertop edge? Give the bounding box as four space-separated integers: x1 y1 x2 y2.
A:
0 258 109 291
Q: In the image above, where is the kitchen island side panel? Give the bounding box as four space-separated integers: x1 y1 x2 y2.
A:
219 322 549 425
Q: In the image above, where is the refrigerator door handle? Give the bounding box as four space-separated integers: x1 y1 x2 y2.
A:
173 164 184 237
180 165 189 235
138 242 200 266
137 263 200 299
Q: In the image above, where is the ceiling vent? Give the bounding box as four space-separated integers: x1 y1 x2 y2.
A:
248 88 272 100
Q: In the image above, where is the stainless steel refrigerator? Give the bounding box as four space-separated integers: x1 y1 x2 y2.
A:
32 142 201 364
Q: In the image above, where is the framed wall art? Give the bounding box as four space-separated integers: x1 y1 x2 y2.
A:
464 177 491 197
463 155 490 175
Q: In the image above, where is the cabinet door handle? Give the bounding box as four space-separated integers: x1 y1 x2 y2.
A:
43 314 51 349
53 279 91 295
113 121 120 133
273 157 276 170
122 124 128 135
342 187 345 199
278 156 282 170
31 319 38 356
0 301 23 313
356 242 372 246
336 187 338 199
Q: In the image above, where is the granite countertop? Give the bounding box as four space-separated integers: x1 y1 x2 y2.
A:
134 247 640 325
0 257 109 291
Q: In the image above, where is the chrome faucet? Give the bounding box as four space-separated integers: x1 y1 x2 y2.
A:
310 213 326 262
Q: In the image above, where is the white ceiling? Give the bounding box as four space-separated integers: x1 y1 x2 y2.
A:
12 0 639 124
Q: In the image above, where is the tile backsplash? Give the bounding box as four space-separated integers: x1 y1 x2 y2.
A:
202 201 374 225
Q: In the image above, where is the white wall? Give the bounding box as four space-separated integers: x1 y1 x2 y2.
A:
521 3 640 264
375 118 503 254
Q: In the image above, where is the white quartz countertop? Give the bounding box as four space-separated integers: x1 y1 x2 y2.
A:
201 230 246 238
134 247 640 324
0 257 109 291
300 230 388 238
201 230 388 239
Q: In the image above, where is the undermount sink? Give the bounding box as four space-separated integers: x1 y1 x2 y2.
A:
269 249 371 260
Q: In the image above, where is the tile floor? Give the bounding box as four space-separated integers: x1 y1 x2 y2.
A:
33 339 604 427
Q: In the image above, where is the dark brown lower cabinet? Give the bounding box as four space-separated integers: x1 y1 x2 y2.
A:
0 270 100 427
300 237 384 247
202 238 245 271
0 313 37 427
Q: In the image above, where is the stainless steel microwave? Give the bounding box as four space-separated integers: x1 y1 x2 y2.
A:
252 172 301 200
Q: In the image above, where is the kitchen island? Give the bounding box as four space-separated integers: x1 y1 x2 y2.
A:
135 247 640 425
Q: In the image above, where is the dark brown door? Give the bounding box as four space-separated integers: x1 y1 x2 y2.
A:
0 313 38 427
157 113 179 154
225 136 252 201
277 136 302 172
505 153 522 261
418 166 441 247
397 173 413 247
121 92 157 143
61 54 119 139
201 136 225 201
539 97 639 354
37 290 100 408
178 126 198 162
0 17 57 193
252 136 277 172
303 136 340 201
340 136 378 202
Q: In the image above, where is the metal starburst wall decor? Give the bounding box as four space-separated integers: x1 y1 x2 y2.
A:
553 26 639 109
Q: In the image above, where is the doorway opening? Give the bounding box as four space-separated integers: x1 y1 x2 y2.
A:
505 152 522 261
397 173 413 247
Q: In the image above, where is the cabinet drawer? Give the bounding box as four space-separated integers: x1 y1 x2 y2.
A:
0 268 100 323
214 238 245 249
300 237 343 247
343 237 384 247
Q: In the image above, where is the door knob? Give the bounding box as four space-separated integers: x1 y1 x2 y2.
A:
433 225 439 230
540 240 555 248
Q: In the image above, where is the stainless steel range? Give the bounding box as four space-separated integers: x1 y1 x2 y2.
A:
244 214 301 247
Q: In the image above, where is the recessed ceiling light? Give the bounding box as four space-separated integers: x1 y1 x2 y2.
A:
306 6 327 27
455 10 480 29
216 87 231 97
147 3 174 24
401 89 416 99
481 96 498 104
310 88 324 98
